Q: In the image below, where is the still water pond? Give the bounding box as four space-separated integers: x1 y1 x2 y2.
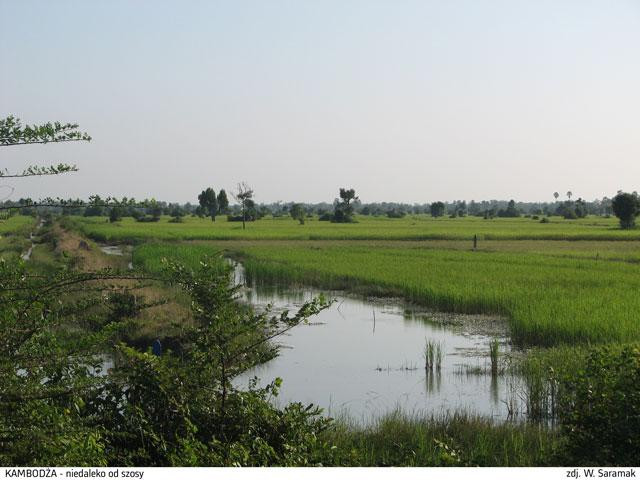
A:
233 263 523 424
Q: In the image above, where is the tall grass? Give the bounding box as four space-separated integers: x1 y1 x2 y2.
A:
0 216 35 260
0 215 35 235
424 339 443 371
324 411 561 466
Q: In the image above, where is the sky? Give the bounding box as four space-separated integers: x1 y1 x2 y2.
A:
1 0 639 204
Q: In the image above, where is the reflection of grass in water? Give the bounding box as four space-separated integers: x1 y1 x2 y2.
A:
454 364 487 376
375 361 419 372
490 339 500 375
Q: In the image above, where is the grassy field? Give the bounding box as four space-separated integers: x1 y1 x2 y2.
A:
70 214 640 242
0 215 34 235
0 215 34 259
62 213 640 345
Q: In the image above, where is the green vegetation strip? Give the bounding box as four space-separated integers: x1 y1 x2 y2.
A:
325 412 559 466
0 215 34 235
0 216 35 259
134 242 640 346
73 214 640 242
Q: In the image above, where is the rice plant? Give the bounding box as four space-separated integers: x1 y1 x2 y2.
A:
424 339 443 371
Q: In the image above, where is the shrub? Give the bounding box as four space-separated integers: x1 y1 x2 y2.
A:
135 215 161 223
612 192 639 229
227 215 255 223
386 209 406 219
558 345 640 466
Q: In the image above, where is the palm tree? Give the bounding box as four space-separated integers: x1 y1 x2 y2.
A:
553 192 559 202
566 191 572 201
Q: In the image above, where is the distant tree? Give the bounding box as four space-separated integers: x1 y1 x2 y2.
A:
332 188 358 223
386 208 406 218
148 199 162 221
109 207 122 223
483 208 496 220
169 205 185 223
84 195 105 217
468 200 481 216
567 191 573 201
339 188 357 205
198 188 218 222
612 192 639 229
217 189 229 214
430 201 445 217
258 205 272 219
553 192 559 202
497 199 520 218
244 198 258 220
574 198 588 219
455 200 467 217
290 203 306 225
234 182 254 230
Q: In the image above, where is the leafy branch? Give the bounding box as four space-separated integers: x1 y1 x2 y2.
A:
0 115 91 146
0 163 78 178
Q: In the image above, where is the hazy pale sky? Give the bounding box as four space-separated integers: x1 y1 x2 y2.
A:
2 0 639 204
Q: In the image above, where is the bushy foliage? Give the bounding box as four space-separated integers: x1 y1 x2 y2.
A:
559 345 640 466
497 200 519 218
88 257 332 466
430 202 445 218
612 192 639 229
0 258 145 466
386 209 406 219
290 203 306 225
332 188 358 223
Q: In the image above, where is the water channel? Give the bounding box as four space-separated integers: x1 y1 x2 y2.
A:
233 263 525 424
101 245 527 424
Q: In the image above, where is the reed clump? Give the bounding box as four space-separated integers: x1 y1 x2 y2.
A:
424 339 443 371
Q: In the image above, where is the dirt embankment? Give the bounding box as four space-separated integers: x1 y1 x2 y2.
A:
54 223 193 347
54 224 125 271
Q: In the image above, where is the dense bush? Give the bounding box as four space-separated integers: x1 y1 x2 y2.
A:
386 209 406 219
559 345 640 466
612 192 639 229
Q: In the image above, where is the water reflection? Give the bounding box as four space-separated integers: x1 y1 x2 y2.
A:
232 262 526 424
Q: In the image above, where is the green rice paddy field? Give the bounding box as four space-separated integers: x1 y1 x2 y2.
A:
0 215 34 259
83 214 640 347
73 214 640 242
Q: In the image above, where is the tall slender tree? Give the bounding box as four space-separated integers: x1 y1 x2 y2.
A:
217 189 229 214
198 187 218 222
